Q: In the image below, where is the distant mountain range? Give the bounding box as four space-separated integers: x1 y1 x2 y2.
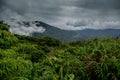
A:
6 20 120 42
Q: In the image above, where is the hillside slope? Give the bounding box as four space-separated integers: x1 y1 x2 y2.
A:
5 20 120 42
0 21 120 80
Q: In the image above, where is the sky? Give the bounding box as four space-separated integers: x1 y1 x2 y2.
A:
0 0 120 30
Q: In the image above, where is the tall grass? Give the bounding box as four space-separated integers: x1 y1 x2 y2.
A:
0 22 120 80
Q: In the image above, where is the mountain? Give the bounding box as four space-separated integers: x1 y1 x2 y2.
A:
31 21 120 41
5 20 120 42
77 29 120 38
31 21 86 42
5 20 86 42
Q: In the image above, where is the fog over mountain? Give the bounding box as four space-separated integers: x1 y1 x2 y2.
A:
0 0 120 31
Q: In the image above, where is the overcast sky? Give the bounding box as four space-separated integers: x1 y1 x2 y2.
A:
0 0 120 30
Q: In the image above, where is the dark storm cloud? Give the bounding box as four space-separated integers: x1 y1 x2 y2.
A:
0 0 3 7
0 0 62 18
0 0 5 9
75 0 120 10
0 0 29 16
0 0 4 5
0 0 120 31
4 0 30 15
1 0 120 18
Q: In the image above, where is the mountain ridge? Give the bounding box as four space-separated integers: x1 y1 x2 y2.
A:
4 20 120 42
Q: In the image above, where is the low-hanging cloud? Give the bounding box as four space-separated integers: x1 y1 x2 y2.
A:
51 17 120 30
7 20 46 36
0 0 120 32
9 26 45 36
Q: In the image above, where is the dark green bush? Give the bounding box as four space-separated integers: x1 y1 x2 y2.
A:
0 30 18 49
0 21 9 31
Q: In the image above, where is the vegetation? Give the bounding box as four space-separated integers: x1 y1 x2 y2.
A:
0 21 120 80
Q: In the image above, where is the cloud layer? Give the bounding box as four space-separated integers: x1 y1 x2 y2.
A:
76 0 120 10
0 0 120 31
7 20 46 36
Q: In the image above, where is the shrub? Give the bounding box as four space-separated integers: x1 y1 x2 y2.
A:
0 30 18 49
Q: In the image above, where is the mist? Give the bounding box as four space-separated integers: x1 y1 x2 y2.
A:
0 0 120 31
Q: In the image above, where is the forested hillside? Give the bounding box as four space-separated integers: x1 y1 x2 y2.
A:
0 21 120 80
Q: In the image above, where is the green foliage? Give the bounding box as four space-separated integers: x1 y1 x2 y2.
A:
0 30 18 49
0 22 120 80
0 58 32 80
0 21 9 31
